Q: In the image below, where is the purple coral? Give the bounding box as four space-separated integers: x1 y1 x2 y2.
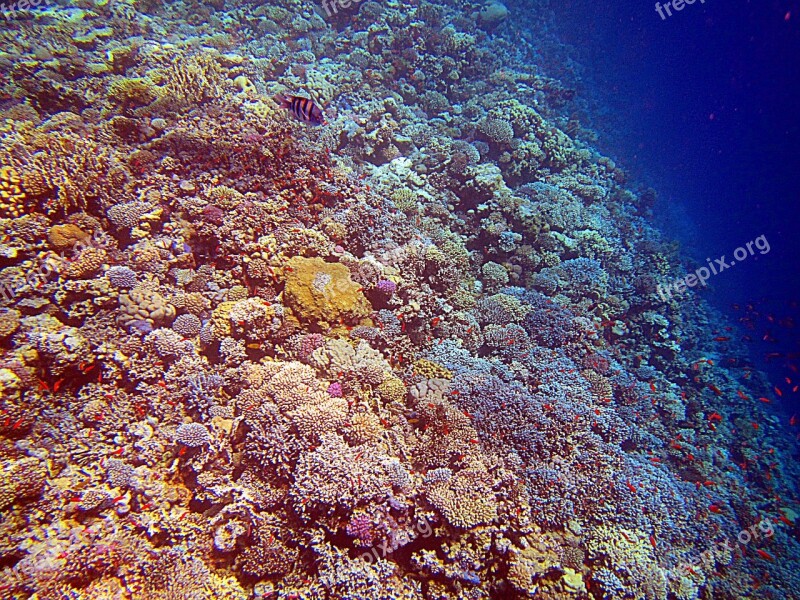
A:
375 279 397 296
345 512 376 545
327 382 343 397
297 333 325 362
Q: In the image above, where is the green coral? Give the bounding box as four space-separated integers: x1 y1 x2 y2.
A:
480 261 509 293
390 187 419 214
376 377 407 404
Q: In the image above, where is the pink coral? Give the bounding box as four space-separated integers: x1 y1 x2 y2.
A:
346 512 376 545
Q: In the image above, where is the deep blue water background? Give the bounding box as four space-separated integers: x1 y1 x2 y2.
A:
527 0 800 412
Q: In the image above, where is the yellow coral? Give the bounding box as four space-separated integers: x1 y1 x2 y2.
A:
47 223 90 251
581 369 613 403
345 412 384 445
376 377 407 405
0 309 21 338
425 468 497 528
162 51 228 107
62 248 107 279
108 77 159 106
0 165 26 218
211 301 236 339
226 285 248 302
16 134 117 216
413 358 452 380
283 257 371 326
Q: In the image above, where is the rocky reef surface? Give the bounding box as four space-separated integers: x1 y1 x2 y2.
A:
0 0 798 598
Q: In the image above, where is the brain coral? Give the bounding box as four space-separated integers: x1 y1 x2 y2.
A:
283 257 371 325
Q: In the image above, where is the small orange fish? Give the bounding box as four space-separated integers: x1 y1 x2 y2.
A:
709 504 723 514
713 336 730 342
649 382 656 392
751 421 759 430
775 386 783 397
649 534 657 549
626 480 637 494
790 414 797 426
737 390 749 400
758 397 771 403
708 383 723 396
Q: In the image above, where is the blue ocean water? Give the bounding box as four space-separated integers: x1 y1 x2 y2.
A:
530 0 800 414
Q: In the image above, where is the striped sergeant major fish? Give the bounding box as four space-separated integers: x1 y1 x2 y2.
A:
276 94 326 125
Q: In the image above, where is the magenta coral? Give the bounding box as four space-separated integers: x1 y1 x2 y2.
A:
375 279 397 296
345 512 376 545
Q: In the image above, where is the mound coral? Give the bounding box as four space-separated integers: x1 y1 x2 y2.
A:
283 256 371 326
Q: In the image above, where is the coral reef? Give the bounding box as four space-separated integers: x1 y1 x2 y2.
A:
0 1 795 599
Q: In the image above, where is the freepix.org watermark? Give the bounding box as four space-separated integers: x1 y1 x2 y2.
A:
676 517 774 577
0 0 47 19
320 0 363 18
657 234 770 302
655 0 706 20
